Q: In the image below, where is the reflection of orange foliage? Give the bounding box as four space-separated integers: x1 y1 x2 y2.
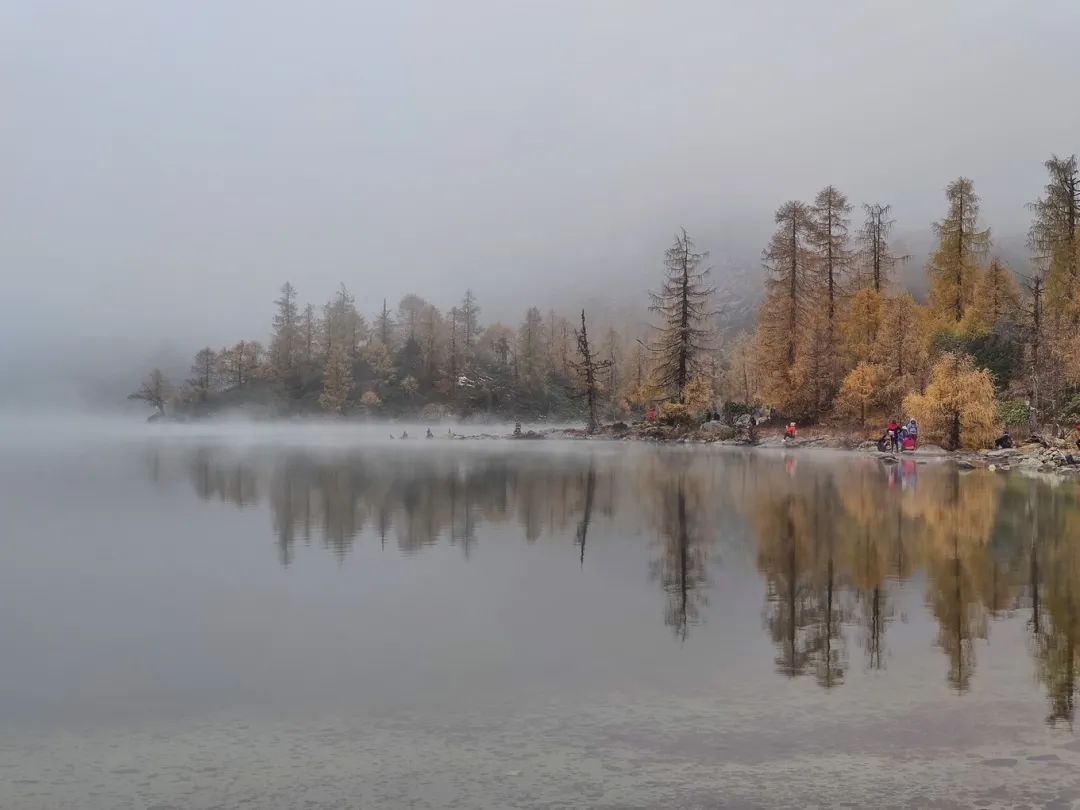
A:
163 442 1080 706
749 461 1017 690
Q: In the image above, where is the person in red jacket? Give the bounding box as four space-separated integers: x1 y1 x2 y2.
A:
887 419 899 452
783 422 797 442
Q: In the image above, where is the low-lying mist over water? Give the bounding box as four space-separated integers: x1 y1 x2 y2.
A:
4 429 1080 807
7 2 1080 807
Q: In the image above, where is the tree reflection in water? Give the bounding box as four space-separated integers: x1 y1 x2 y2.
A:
148 443 1080 717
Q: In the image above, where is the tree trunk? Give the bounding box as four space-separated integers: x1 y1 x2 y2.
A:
949 410 961 451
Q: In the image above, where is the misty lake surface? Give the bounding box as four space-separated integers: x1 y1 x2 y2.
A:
4 422 1080 809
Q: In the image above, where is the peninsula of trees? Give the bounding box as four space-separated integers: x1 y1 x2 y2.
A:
133 154 1080 449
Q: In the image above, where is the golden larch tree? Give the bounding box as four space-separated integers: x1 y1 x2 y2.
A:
836 361 886 426
840 287 884 367
928 178 991 327
966 258 1021 333
902 353 997 450
756 200 815 414
1028 154 1080 325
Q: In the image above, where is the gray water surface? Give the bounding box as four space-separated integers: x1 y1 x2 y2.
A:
3 428 1080 808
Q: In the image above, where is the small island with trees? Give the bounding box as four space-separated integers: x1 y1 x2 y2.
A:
133 154 1080 458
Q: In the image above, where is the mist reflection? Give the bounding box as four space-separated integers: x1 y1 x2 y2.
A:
147 443 1080 719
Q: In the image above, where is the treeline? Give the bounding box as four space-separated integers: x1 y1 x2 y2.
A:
133 154 1080 447
748 159 1080 448
131 281 655 424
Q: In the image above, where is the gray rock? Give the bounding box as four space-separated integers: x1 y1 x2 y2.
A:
699 422 737 441
915 444 949 456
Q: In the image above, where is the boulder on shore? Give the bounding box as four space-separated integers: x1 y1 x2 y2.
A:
698 422 737 441
915 444 949 456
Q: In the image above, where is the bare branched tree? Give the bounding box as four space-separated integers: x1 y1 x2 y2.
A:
648 228 715 400
571 309 611 433
859 203 907 292
128 368 171 416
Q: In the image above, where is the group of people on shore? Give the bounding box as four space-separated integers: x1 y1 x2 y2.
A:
879 419 918 453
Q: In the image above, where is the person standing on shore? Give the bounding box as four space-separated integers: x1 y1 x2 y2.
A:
887 419 899 452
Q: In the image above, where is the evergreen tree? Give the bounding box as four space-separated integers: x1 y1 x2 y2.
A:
1028 155 1080 324
418 303 443 387
858 203 902 292
397 294 428 341
840 287 884 367
374 298 396 349
756 201 814 412
459 289 481 349
447 306 460 389
809 185 853 330
602 327 623 419
188 347 217 402
319 345 354 413
1021 273 1047 422
871 293 928 412
323 285 365 363
721 332 757 406
270 282 300 379
807 185 853 408
220 340 260 388
968 258 1021 333
571 309 611 433
517 307 546 384
648 229 715 400
299 304 317 366
928 178 990 326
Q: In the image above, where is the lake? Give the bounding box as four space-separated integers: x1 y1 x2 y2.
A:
3 422 1080 809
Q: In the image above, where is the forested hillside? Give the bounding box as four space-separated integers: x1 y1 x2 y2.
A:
132 155 1080 447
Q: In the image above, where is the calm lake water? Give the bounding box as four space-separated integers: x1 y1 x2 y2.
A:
3 422 1080 809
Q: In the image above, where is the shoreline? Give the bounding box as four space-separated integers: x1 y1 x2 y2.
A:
537 422 1080 481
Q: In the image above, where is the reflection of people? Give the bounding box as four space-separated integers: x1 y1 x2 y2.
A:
899 459 918 489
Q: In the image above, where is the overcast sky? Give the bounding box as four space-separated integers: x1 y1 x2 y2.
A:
4 0 1079 378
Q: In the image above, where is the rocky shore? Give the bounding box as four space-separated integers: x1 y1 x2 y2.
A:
541 420 1080 480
